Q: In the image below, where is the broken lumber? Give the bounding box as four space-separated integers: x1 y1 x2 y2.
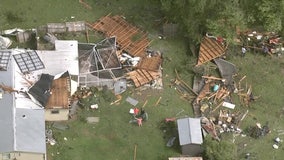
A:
155 97 162 106
237 110 249 127
211 101 223 113
0 83 18 94
79 0 92 10
202 75 226 83
142 100 148 108
133 144 137 160
174 69 198 95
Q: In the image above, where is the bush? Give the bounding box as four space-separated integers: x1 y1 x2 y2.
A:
5 11 24 23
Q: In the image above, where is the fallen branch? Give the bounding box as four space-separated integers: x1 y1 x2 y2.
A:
79 0 92 10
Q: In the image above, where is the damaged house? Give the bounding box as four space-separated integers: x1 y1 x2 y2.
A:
87 15 163 88
0 50 46 160
2 40 78 122
33 40 78 121
78 37 124 88
28 71 72 121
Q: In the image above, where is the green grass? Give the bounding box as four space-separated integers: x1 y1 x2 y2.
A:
2 0 284 160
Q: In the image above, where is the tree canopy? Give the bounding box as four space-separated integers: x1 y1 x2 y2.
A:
202 136 237 160
160 0 284 43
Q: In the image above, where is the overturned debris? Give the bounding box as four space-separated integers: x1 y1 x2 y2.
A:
196 36 226 66
88 14 150 58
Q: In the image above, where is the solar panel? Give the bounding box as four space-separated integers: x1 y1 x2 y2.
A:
0 50 11 71
13 51 45 73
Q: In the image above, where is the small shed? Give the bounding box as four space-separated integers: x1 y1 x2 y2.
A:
177 117 203 156
66 21 86 32
16 31 32 43
47 23 66 33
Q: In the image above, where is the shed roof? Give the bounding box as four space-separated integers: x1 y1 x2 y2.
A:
197 37 225 66
177 117 203 145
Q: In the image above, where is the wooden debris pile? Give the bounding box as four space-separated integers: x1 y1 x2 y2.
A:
239 31 284 56
170 58 258 140
170 70 197 101
87 14 163 88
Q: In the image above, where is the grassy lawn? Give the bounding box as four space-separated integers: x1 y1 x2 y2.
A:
2 0 284 160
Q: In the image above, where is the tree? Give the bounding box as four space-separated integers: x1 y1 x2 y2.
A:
160 0 284 43
240 0 284 33
160 0 245 43
202 136 237 160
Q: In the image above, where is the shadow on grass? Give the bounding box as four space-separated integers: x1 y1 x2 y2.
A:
158 120 180 152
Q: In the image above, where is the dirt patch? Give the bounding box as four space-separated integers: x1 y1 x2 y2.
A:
132 87 163 102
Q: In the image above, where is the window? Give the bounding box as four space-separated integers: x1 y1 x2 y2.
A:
13 51 45 73
51 110 59 114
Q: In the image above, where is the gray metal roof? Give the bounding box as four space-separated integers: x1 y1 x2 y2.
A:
15 108 46 153
214 58 237 86
177 117 203 145
0 54 46 153
0 52 14 152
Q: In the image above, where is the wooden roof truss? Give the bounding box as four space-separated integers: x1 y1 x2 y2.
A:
197 37 225 66
126 69 160 87
88 15 150 58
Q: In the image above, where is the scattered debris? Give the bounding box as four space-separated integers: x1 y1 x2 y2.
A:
86 117 100 124
114 79 127 95
126 96 139 106
166 136 176 147
79 0 92 10
0 36 12 49
110 94 122 105
201 117 220 141
46 129 56 145
52 122 70 131
90 104 99 110
155 96 162 106
239 31 284 56
247 122 270 138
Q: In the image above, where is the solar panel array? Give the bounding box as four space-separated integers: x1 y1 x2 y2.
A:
0 51 11 71
13 51 45 73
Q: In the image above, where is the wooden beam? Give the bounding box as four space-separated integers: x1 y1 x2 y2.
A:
155 97 162 106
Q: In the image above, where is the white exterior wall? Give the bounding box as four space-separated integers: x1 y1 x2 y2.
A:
45 109 69 121
0 152 45 160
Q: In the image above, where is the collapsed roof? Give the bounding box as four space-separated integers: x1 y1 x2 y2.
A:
28 74 54 107
86 15 163 88
45 71 71 109
197 36 226 66
78 37 125 87
214 58 237 86
88 15 150 58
